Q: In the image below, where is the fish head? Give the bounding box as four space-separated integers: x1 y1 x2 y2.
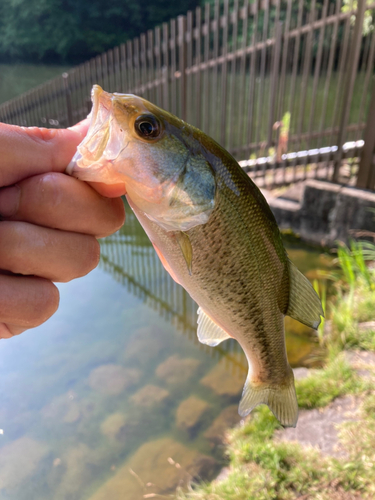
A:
67 85 216 231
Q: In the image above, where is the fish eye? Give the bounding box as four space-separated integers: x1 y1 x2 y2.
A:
134 114 162 140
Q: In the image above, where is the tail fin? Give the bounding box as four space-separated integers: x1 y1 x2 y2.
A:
238 368 298 428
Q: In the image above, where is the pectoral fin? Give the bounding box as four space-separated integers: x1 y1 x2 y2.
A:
197 307 232 346
286 259 324 329
175 231 193 275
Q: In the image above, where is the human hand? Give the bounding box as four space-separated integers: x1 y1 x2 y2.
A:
0 121 126 339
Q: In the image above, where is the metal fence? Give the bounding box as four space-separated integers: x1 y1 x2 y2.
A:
0 0 375 188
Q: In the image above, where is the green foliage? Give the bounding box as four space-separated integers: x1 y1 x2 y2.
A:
342 0 374 36
0 0 199 63
296 354 363 409
322 239 375 351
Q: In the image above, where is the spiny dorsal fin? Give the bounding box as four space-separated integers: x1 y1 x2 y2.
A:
175 231 193 275
197 307 231 346
286 259 324 329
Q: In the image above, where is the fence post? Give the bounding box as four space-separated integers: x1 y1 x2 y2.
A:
178 15 187 121
62 72 74 127
267 21 282 152
357 82 375 190
332 0 366 182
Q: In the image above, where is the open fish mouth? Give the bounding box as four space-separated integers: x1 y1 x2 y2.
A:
66 85 127 184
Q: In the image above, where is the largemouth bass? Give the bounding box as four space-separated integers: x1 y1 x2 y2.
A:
67 85 323 427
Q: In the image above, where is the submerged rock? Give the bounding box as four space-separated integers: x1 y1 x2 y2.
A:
175 396 211 435
0 437 48 491
88 364 141 395
131 384 170 407
100 413 128 440
156 355 201 385
87 437 218 500
204 405 241 447
200 359 244 397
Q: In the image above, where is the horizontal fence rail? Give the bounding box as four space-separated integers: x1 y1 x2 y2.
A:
0 0 374 188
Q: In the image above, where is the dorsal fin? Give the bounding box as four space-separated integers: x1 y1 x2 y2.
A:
197 307 231 346
286 259 324 329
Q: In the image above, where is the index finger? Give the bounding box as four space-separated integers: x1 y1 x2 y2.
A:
0 120 89 187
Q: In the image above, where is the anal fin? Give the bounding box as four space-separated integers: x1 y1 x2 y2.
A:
286 259 324 329
197 307 231 346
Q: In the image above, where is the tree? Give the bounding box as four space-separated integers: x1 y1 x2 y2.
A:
0 0 199 63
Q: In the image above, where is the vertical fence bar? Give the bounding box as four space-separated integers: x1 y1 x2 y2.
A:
107 49 114 91
186 10 193 124
228 0 240 153
134 38 141 95
119 44 127 91
147 30 155 102
267 21 282 153
256 0 270 161
246 0 259 159
178 15 187 121
220 0 229 146
203 2 210 134
319 0 341 142
140 33 147 97
308 0 328 152
113 45 121 92
62 72 74 127
155 27 162 106
333 0 366 182
195 6 202 130
236 0 248 155
211 0 220 139
170 19 177 115
296 0 315 160
162 23 170 111
356 29 375 141
357 81 375 189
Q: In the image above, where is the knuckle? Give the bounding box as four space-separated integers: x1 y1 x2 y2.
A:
85 237 101 273
31 279 60 326
101 198 126 236
35 172 62 206
61 236 100 282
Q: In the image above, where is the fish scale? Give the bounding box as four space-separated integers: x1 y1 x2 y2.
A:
68 85 324 427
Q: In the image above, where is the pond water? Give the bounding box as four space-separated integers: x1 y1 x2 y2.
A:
0 64 69 105
0 201 333 500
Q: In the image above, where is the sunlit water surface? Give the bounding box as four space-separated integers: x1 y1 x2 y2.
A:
0 64 69 105
0 202 333 500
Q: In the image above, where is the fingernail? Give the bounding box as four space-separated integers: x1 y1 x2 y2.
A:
0 185 20 217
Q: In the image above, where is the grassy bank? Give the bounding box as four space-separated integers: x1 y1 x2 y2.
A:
177 240 375 500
